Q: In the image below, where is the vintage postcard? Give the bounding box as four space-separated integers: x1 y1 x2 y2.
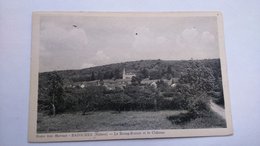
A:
29 12 233 142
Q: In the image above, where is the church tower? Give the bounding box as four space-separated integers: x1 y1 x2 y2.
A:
122 68 136 80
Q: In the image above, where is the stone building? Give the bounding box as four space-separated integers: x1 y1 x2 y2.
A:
122 68 136 80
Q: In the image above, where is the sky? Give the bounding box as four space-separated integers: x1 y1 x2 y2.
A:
39 14 219 72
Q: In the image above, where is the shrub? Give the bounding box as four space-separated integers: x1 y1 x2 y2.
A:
162 92 174 97
167 112 195 125
167 111 226 128
77 86 106 115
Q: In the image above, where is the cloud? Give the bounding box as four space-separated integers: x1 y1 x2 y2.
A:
181 28 199 43
96 50 110 61
176 28 216 50
40 22 88 53
81 50 112 68
39 16 219 72
201 31 215 44
81 63 95 68
131 26 173 60
156 36 168 44
176 28 218 59
39 22 90 72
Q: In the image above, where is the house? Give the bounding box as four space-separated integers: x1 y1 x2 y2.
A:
80 84 85 88
122 68 136 80
150 82 157 89
162 78 179 86
141 78 159 84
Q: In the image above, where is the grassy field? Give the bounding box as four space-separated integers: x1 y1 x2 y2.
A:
37 110 226 133
37 110 185 133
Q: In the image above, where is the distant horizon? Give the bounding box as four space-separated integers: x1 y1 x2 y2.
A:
39 58 220 73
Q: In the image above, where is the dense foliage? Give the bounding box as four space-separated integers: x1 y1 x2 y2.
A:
38 59 225 118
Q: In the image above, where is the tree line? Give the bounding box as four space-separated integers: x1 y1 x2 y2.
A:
38 59 224 121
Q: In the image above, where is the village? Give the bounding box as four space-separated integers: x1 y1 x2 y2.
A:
66 68 178 92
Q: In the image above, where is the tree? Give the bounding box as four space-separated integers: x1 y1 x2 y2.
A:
91 71 95 81
167 66 172 74
109 71 114 79
97 71 103 80
110 93 132 113
147 85 160 111
114 68 121 79
104 71 111 79
131 76 141 85
166 66 173 79
149 70 162 80
156 79 168 92
79 86 105 115
140 68 149 79
124 85 159 111
46 72 65 116
178 61 215 117
99 79 104 86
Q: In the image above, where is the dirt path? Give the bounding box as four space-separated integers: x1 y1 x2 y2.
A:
210 100 226 120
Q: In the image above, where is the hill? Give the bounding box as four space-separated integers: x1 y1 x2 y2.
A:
39 59 222 84
37 58 225 119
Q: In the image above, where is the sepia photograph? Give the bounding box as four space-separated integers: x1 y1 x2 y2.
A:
29 12 232 142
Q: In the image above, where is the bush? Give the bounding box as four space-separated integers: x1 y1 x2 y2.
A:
187 93 210 117
109 93 133 112
156 79 169 92
167 112 195 125
162 92 174 97
167 111 226 128
74 86 107 114
124 85 159 111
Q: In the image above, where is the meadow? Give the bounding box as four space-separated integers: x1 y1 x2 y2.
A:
37 110 226 133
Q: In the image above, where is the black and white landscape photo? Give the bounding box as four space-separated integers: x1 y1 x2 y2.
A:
29 12 232 142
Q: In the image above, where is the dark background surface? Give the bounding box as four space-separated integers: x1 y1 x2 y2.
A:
0 0 260 146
